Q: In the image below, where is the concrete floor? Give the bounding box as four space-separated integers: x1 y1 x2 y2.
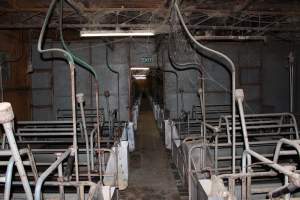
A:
119 97 181 200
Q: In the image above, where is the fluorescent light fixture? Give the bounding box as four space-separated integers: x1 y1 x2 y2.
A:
130 67 150 71
133 74 147 77
80 30 155 37
134 76 147 80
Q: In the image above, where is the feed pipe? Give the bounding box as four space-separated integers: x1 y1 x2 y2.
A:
173 0 236 173
38 0 79 184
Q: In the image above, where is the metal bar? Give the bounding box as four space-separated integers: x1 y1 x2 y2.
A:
76 93 91 181
34 148 72 200
4 156 15 200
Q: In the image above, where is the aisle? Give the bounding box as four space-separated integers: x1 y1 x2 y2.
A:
120 97 180 200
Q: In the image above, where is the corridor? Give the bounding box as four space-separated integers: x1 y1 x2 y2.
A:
120 96 181 200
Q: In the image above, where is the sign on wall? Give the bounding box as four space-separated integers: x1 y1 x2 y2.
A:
140 57 153 64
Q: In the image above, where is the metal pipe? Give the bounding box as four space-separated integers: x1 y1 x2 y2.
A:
0 102 33 200
4 156 15 200
173 1 236 174
37 0 79 188
106 46 120 122
242 149 298 178
95 83 102 179
76 93 91 181
70 63 79 184
89 126 97 171
56 153 65 200
35 148 72 200
273 138 300 164
288 52 295 113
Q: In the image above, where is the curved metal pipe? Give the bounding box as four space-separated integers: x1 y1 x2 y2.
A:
38 0 79 185
173 0 236 173
106 46 120 122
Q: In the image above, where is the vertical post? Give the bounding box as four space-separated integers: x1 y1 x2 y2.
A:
56 152 65 200
95 83 102 180
69 63 79 194
76 93 91 181
0 102 33 200
288 52 295 113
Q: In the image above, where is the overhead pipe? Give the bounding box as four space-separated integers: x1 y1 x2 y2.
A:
106 46 120 122
173 0 237 174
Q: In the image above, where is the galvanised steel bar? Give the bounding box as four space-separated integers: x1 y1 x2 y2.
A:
0 102 33 200
34 148 73 200
76 93 91 181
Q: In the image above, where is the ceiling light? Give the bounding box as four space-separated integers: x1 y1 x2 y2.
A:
133 74 147 77
134 76 147 80
130 67 150 71
80 30 155 37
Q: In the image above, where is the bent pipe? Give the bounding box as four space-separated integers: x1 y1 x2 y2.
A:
38 0 79 183
173 0 236 173
106 46 120 122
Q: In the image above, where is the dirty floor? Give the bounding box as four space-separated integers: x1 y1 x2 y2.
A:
119 97 181 200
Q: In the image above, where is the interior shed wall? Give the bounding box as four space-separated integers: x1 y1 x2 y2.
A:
30 37 300 121
0 31 31 121
31 39 156 121
163 40 299 119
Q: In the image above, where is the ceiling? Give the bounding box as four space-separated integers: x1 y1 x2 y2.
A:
0 0 299 37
